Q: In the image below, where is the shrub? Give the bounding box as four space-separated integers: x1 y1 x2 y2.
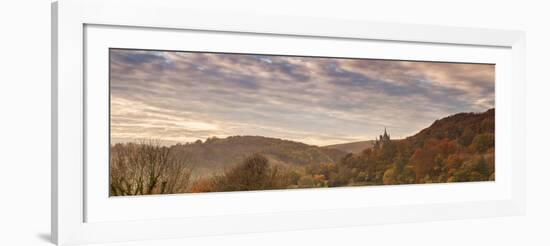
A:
298 175 315 188
382 168 395 185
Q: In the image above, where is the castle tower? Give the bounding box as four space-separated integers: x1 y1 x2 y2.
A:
382 127 390 141
375 128 391 149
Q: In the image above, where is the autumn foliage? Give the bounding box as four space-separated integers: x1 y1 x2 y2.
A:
110 109 495 196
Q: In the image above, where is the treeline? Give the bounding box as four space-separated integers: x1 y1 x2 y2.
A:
299 108 495 186
302 133 494 188
109 108 495 196
110 143 302 195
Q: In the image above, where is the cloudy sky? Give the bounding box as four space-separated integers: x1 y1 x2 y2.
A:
110 49 494 146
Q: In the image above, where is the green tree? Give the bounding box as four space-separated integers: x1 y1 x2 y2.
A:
471 133 494 153
393 153 407 174
459 128 475 146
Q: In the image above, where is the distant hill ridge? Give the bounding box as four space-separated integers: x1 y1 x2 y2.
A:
132 108 494 177
323 140 375 154
406 108 494 147
171 135 348 173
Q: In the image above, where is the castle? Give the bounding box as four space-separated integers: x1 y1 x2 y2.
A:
374 128 391 149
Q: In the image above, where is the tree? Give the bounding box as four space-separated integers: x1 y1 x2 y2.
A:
459 128 475 146
217 153 269 191
469 156 489 178
471 133 494 153
444 154 463 169
212 153 297 191
392 153 407 174
383 168 395 185
399 166 416 184
328 165 353 187
109 140 192 196
409 147 436 182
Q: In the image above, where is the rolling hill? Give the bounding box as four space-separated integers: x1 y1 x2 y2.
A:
406 108 495 147
110 108 496 195
170 109 494 177
170 136 348 174
323 140 375 154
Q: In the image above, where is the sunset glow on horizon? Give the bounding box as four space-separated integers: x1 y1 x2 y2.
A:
110 49 495 146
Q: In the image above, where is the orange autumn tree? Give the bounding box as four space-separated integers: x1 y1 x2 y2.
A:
409 138 459 182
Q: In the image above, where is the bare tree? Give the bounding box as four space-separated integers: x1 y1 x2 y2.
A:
110 140 192 196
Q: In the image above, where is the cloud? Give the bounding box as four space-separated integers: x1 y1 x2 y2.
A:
109 49 494 146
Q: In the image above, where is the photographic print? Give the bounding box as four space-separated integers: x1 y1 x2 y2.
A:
109 49 495 196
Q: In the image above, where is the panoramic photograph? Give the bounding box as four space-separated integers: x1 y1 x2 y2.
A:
109 48 495 196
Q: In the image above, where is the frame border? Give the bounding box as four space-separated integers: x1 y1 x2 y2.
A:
52 0 525 245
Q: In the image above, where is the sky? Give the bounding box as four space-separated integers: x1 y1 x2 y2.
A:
110 49 494 146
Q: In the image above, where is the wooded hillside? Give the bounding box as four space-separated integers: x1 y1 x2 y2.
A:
110 108 495 195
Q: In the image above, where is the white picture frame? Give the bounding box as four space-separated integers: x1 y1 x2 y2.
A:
52 0 526 245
